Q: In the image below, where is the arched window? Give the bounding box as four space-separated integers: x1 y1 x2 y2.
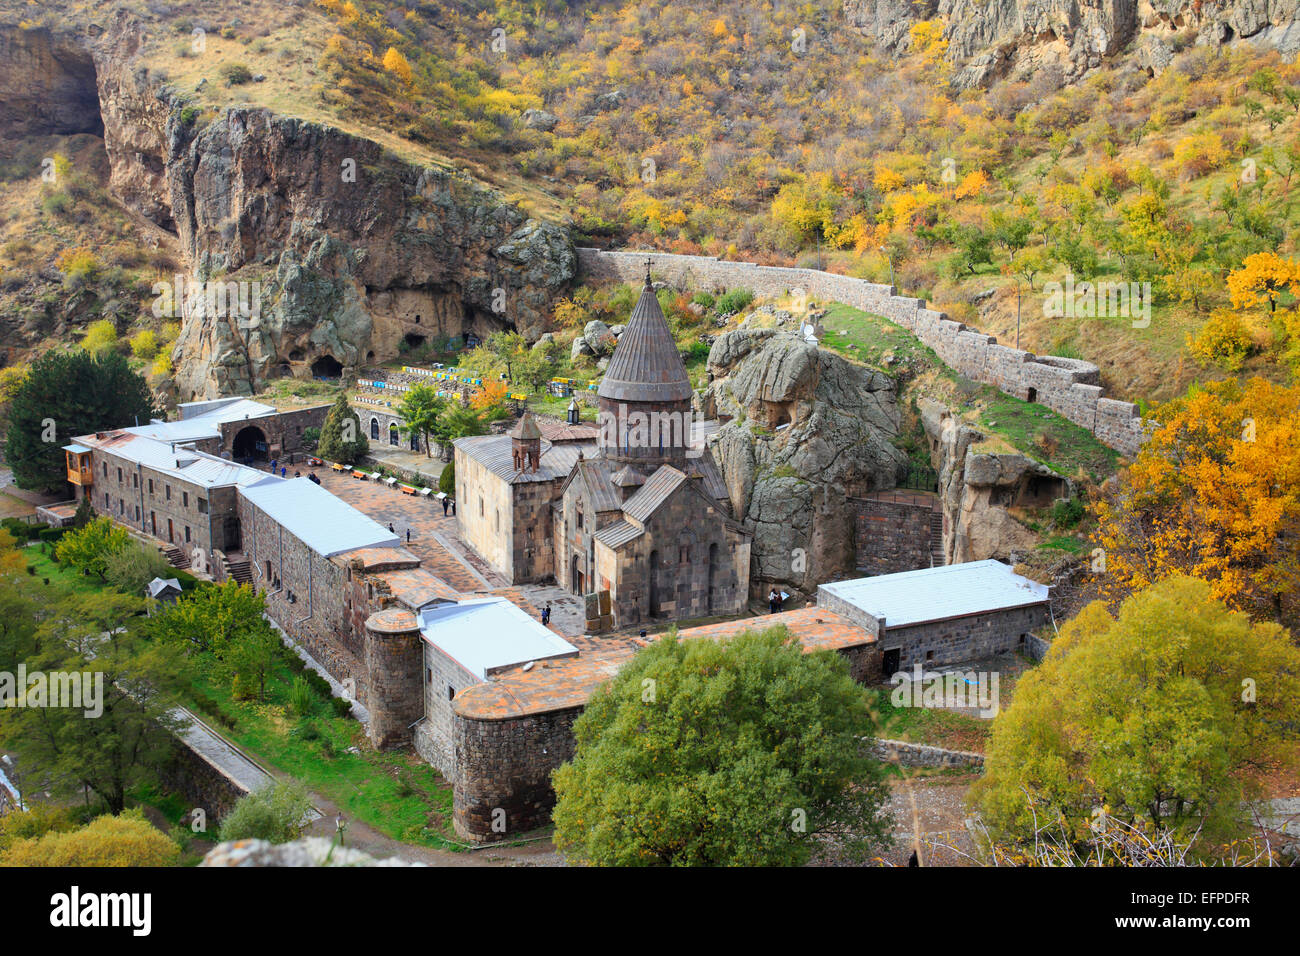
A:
389 424 399 446
370 418 380 440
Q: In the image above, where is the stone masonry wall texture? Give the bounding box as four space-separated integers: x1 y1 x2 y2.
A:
578 249 1149 457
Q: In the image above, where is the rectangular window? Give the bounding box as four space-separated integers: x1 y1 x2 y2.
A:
117 467 122 483
165 485 171 500
148 479 153 495
182 491 189 508
198 498 208 514
104 492 109 507
132 473 138 488
185 526 191 542
102 462 108 477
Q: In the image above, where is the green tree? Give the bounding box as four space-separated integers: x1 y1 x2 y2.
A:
438 458 455 496
0 591 189 814
6 350 157 492
103 541 175 597
552 626 893 866
71 495 96 529
395 383 445 458
54 516 131 581
973 577 1300 849
315 393 368 465
147 579 267 655
217 780 313 844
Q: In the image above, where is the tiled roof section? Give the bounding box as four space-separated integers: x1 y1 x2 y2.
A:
455 434 596 484
597 281 694 403
622 465 687 522
572 458 623 513
339 547 422 573
453 607 873 721
376 567 460 610
593 519 643 549
674 606 874 653
537 419 598 443
452 646 636 720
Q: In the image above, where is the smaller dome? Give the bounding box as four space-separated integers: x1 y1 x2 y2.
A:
509 411 542 440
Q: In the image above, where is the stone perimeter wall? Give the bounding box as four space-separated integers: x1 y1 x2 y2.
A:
577 249 1148 458
866 738 985 770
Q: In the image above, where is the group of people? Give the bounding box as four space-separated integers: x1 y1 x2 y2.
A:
267 458 322 484
767 588 786 614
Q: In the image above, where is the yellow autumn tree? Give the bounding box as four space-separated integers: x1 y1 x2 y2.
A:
1226 251 1300 313
382 46 413 86
471 379 508 411
1093 378 1300 629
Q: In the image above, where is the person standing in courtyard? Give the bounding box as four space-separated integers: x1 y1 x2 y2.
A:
768 588 780 614
442 496 449 516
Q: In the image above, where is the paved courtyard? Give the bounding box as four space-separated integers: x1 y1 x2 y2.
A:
316 470 590 637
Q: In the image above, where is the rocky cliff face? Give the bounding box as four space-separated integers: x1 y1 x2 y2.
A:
843 0 1300 86
1 18 575 400
702 328 908 597
919 398 1072 563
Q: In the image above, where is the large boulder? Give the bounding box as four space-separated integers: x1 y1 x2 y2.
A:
703 329 908 597
920 398 1072 563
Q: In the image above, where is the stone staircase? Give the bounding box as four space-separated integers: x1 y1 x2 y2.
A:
929 510 945 567
163 545 191 570
225 557 253 585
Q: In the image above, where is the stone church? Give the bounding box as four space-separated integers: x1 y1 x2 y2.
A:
455 277 751 627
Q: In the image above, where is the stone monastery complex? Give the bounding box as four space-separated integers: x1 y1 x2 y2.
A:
49 267 1055 843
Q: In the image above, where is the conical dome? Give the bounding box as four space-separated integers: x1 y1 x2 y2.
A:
597 279 694 403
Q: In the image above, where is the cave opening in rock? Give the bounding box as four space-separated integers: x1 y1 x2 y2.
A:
311 355 343 379
288 349 305 361
403 333 426 350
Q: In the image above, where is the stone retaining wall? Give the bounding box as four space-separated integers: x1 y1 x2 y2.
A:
577 249 1148 457
866 738 985 769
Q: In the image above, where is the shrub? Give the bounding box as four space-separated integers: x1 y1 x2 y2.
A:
1187 309 1257 370
220 62 253 86
1050 497 1085 529
104 541 175 595
0 810 180 867
438 458 455 495
217 780 313 845
715 289 754 315
129 329 160 360
288 675 315 717
81 319 118 356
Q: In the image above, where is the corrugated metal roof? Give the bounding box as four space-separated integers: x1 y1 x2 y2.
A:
240 477 400 557
819 560 1050 628
593 519 643 548
75 431 274 490
622 465 688 522
597 281 694 403
455 434 595 483
684 452 729 504
418 597 578 680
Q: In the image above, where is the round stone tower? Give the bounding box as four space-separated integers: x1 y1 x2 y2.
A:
363 607 424 750
596 273 695 467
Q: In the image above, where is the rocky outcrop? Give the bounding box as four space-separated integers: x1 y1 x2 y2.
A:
702 328 908 597
920 399 1072 563
0 16 576 400
202 837 420 867
843 0 1300 87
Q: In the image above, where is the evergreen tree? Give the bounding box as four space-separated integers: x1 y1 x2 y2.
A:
6 350 157 492
71 495 95 529
316 393 368 465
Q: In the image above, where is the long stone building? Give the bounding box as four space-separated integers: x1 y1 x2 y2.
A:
455 276 752 628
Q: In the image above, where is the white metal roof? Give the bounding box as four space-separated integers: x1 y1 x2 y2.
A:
178 398 278 422
417 597 578 680
239 477 400 557
819 560 1049 628
75 431 275 490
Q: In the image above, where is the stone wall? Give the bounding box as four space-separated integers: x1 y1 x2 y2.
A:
415 644 479 779
218 404 330 462
578 249 1148 457
865 738 985 770
452 706 583 842
884 604 1051 671
851 490 941 576
357 405 426 455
